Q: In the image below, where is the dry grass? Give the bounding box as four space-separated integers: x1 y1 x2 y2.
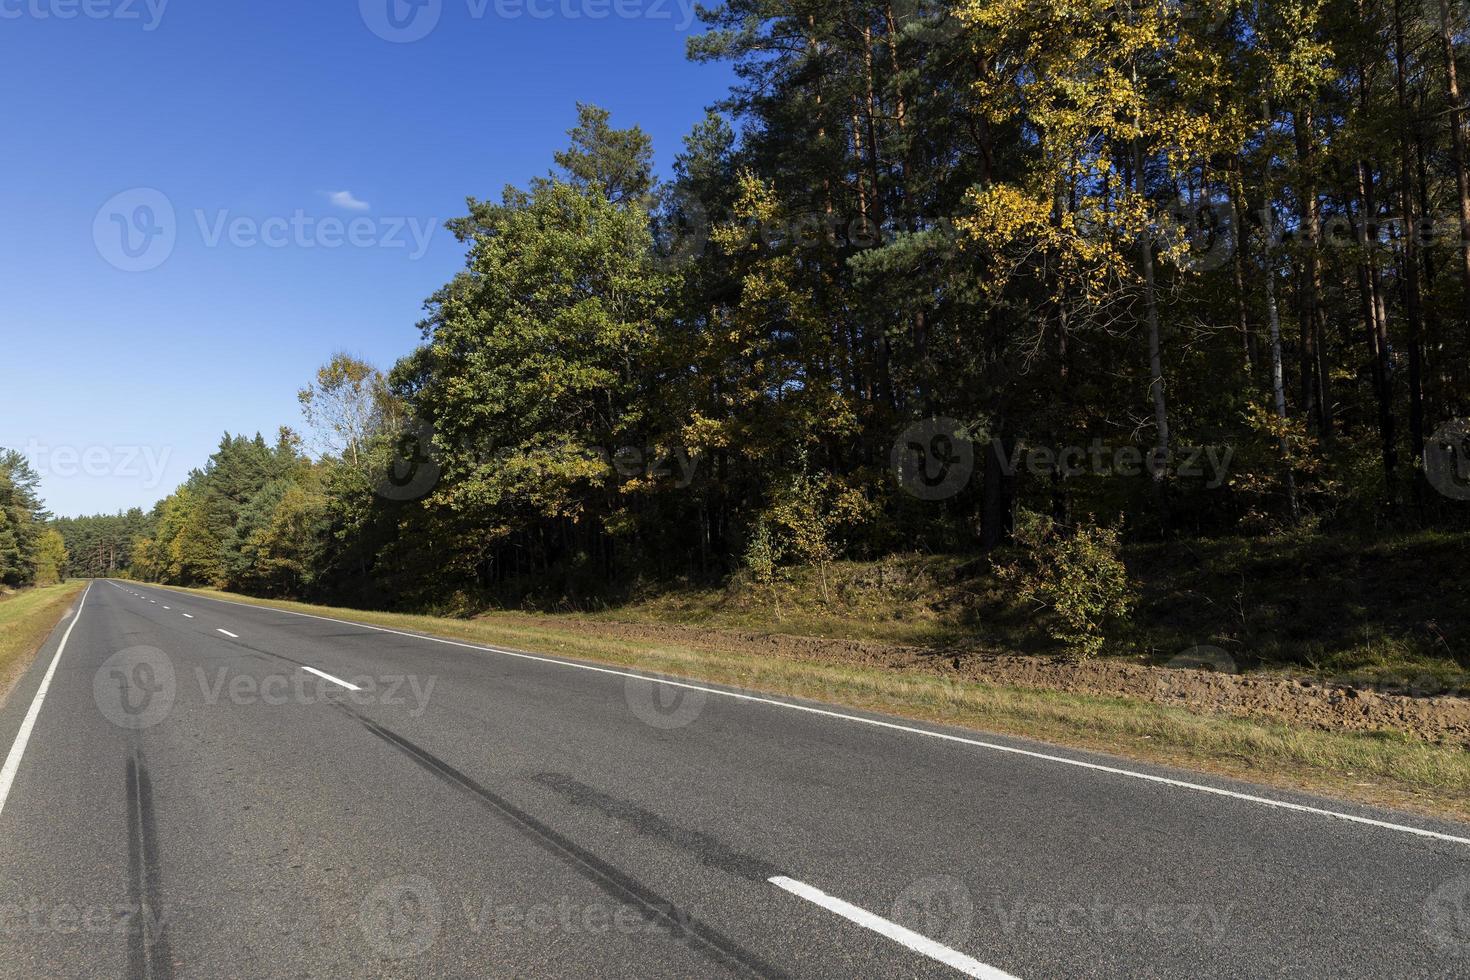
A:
0 581 87 699
157 582 1470 824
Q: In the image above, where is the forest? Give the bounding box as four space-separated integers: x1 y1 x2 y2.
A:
35 0 1470 657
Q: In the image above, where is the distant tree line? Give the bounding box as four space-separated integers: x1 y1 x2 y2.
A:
53 508 149 579
79 1 1470 607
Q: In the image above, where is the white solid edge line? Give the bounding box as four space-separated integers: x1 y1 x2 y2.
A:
0 581 91 818
300 665 361 691
769 876 1017 979
216 629 239 638
146 585 1470 847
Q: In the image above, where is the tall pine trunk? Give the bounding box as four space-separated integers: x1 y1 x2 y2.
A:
1134 136 1171 525
1293 107 1332 438
1395 0 1428 474
1438 0 1470 317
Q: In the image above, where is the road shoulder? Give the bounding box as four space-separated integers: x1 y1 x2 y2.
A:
0 581 87 706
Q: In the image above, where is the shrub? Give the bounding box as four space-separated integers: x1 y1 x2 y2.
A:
743 520 779 586
997 510 1136 659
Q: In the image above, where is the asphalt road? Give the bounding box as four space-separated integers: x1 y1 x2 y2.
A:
1 580 1469 978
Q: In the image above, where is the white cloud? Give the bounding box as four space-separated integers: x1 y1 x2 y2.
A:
327 190 371 212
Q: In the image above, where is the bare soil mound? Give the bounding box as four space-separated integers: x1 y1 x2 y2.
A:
482 613 1470 745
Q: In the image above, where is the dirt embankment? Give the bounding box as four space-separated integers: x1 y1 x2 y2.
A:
482 613 1470 745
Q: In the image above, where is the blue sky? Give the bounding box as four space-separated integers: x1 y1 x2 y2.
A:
0 0 732 517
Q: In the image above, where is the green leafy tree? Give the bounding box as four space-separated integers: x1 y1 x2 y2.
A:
33 529 68 585
386 107 670 597
298 354 396 469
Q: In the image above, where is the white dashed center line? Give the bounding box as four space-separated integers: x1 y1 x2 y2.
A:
300 666 361 691
768 876 1018 979
216 629 239 638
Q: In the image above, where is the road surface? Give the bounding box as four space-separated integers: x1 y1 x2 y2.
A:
1 580 1468 977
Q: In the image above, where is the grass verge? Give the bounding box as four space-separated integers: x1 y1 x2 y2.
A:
421 534 1470 683
155 582 1470 825
0 581 87 701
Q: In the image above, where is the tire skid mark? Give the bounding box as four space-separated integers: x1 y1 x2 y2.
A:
332 704 786 979
125 750 173 980
530 772 782 882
